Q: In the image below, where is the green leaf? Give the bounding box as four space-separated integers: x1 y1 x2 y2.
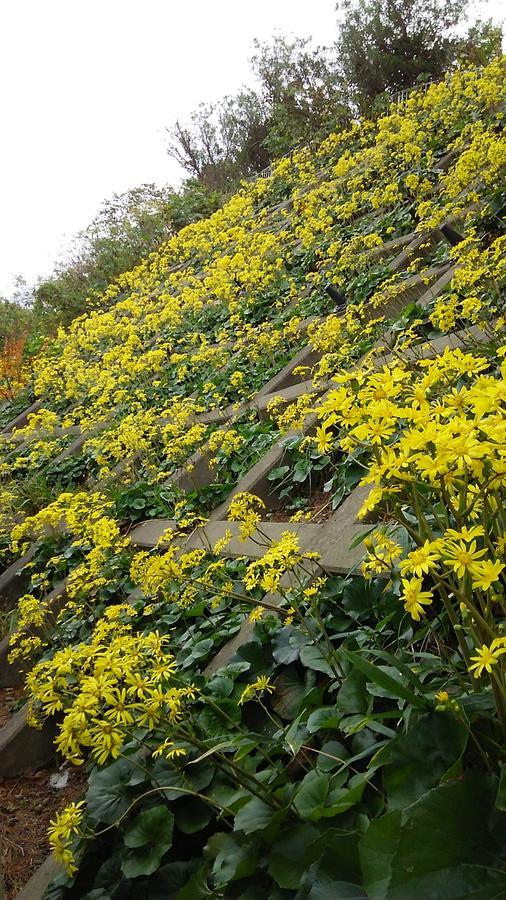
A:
323 773 369 817
271 665 307 719
316 740 350 772
86 757 146 825
234 796 276 834
207 675 234 698
343 650 426 708
174 798 214 834
378 712 468 808
268 824 319 889
124 804 174 849
307 706 341 734
294 771 330 820
272 626 310 664
336 669 369 715
304 828 363 893
359 774 506 900
207 832 256 885
157 859 200 894
198 698 241 737
496 765 506 811
300 644 335 676
267 465 290 481
121 805 174 878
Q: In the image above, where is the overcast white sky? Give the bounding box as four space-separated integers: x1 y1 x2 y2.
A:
0 0 503 300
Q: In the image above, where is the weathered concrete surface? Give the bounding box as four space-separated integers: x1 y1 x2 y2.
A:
255 378 329 418
255 345 321 395
16 855 63 900
209 442 288 520
0 548 37 611
0 634 27 688
416 266 455 309
128 519 179 548
129 492 371 575
166 447 215 493
0 581 68 688
0 705 57 777
389 231 438 273
1 400 43 435
362 232 415 263
369 263 451 322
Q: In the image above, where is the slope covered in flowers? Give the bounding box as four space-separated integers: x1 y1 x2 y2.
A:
0 60 505 898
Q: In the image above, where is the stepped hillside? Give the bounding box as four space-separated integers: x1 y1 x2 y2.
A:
0 60 505 898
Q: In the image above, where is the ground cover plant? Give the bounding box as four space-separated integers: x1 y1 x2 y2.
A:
0 60 505 898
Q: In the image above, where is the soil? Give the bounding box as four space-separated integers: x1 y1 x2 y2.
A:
0 763 87 898
0 685 25 729
269 490 335 524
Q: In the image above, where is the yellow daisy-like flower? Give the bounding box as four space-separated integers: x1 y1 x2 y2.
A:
314 424 333 455
239 675 275 705
401 577 434 621
469 642 506 678
399 540 441 578
443 540 487 579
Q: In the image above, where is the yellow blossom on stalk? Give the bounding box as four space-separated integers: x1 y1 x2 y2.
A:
399 540 442 578
152 738 187 760
244 531 309 591
239 675 275 705
471 560 504 592
48 800 85 876
443 540 487 580
228 492 265 540
401 577 434 621
249 605 265 623
469 640 506 678
26 619 195 767
435 690 449 702
314 424 333 454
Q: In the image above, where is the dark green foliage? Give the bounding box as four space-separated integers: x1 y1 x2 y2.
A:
336 0 503 114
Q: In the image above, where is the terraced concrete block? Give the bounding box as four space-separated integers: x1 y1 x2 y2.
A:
16 855 63 900
416 266 455 309
256 345 322 395
0 581 67 688
129 519 179 548
389 231 438 273
362 232 415 263
167 448 215 492
0 548 37 611
1 400 43 435
434 147 460 171
0 635 27 688
0 705 57 777
209 442 287 520
203 622 257 676
371 263 451 322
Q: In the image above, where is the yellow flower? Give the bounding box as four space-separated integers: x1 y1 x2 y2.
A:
314 425 333 455
249 605 265 623
469 642 506 678
401 577 434 621
239 675 275 705
399 540 441 577
443 540 487 579
471 560 504 592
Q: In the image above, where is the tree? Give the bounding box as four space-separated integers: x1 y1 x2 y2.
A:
336 0 469 112
456 19 503 67
33 182 222 325
250 36 349 158
166 36 350 191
